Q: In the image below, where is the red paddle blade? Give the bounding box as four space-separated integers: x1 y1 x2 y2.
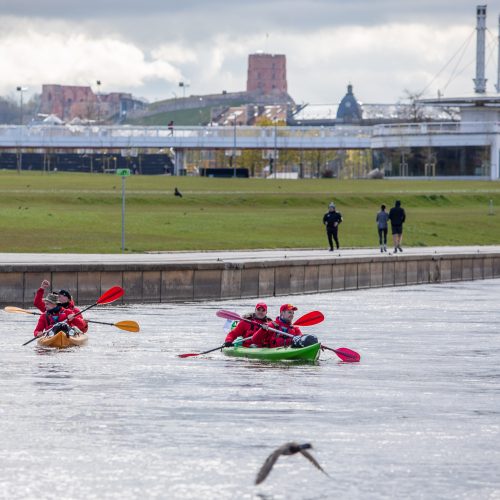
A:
97 286 124 305
334 347 361 362
178 353 200 358
294 310 324 326
216 309 242 322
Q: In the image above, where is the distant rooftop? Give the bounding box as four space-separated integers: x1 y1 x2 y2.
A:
293 103 460 122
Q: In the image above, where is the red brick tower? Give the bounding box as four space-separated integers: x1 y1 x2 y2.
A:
247 53 287 95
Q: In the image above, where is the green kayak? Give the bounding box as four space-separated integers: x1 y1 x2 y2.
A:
223 342 321 362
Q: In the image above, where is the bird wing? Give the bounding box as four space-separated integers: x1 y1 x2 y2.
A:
255 448 283 485
300 449 330 477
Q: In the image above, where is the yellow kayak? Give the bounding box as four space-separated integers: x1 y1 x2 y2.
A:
37 330 88 348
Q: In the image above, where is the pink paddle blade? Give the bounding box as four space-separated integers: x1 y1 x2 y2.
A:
335 347 361 362
216 309 242 322
178 353 199 358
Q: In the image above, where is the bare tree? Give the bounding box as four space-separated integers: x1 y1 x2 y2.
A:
395 89 428 122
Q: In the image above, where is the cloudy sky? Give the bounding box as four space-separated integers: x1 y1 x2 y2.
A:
1 0 499 105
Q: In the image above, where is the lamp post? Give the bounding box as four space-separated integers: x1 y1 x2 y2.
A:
178 81 190 99
179 82 190 99
273 118 278 177
16 86 27 173
96 80 101 123
16 86 27 125
232 119 237 177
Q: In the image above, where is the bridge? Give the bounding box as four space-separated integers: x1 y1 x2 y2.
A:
0 121 498 179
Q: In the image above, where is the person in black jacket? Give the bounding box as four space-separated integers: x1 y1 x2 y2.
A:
323 202 343 251
388 200 406 253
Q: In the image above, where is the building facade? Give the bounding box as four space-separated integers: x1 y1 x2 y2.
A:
247 53 287 95
40 84 144 122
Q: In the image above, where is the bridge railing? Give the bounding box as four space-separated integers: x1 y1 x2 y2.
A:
372 121 499 136
0 122 496 148
0 124 373 140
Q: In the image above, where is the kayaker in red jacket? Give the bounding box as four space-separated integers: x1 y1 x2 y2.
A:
224 302 271 347
34 293 87 337
251 304 303 348
34 281 88 332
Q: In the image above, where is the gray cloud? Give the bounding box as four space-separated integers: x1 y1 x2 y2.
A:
0 1 497 103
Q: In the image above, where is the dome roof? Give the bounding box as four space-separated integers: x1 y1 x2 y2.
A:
336 84 362 123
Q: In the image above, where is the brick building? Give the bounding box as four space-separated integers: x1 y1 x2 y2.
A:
40 84 144 122
247 53 287 95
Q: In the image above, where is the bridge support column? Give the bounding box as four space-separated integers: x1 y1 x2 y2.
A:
491 136 500 180
173 149 185 176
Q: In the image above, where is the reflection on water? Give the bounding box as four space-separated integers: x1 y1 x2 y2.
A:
0 279 499 499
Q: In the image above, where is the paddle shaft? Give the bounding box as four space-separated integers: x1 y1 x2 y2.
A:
179 345 225 358
6 307 138 332
236 316 295 339
22 329 50 346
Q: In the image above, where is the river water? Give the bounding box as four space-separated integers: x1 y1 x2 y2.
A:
1 279 499 500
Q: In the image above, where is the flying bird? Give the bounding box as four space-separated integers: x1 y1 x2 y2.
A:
255 442 330 485
174 187 183 197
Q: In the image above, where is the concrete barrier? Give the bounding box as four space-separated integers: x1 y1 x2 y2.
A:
1 250 500 307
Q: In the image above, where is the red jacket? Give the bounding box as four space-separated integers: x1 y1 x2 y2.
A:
225 315 270 347
251 317 302 348
34 288 88 332
34 307 87 336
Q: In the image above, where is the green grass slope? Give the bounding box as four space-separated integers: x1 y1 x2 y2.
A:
1 172 499 253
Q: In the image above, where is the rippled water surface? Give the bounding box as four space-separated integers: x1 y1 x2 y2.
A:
1 280 499 499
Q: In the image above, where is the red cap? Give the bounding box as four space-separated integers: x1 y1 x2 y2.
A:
255 302 267 311
280 303 298 313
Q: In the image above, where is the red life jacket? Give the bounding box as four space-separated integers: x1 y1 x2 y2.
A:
225 314 270 347
251 317 302 348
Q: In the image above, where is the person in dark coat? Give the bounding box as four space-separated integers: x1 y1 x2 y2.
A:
388 200 406 253
376 204 389 252
322 202 343 251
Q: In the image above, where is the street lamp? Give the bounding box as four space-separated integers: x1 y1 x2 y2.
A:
198 97 204 125
178 81 190 99
273 118 278 177
16 86 28 125
96 80 101 123
232 119 237 177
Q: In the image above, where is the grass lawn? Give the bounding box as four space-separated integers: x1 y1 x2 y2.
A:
1 171 499 253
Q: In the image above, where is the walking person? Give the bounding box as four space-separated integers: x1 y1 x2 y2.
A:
323 202 343 251
376 204 389 252
388 200 406 253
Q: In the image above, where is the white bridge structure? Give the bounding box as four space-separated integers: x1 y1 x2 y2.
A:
2 5 499 179
0 120 499 179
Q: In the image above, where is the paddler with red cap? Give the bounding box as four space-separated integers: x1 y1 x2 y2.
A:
251 303 307 348
224 302 271 347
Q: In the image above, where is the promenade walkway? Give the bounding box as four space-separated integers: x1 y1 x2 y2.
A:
1 245 500 266
1 246 499 306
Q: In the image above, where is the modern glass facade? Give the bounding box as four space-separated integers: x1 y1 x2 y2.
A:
373 146 490 177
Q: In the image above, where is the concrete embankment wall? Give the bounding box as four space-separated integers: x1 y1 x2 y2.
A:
1 252 500 307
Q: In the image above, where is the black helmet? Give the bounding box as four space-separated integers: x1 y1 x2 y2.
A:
58 289 72 301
